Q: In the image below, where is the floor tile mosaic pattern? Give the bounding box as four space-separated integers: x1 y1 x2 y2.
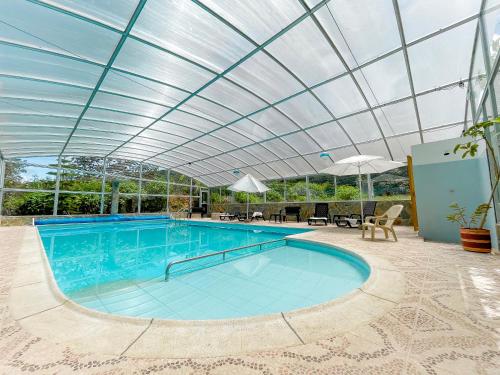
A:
1 225 499 374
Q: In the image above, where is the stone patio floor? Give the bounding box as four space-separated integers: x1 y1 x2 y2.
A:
0 222 499 374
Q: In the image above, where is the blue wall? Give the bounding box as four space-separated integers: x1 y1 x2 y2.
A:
413 138 497 247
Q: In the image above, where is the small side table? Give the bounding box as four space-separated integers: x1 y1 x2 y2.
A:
270 213 283 223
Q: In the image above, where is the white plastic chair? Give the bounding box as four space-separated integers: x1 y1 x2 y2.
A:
361 204 404 242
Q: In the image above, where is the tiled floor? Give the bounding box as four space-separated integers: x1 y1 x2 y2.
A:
1 223 499 374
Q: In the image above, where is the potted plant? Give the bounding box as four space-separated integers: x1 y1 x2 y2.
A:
446 118 500 253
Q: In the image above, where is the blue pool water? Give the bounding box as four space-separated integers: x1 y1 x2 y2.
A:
38 219 369 320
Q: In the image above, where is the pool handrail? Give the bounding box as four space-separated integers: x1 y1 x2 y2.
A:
164 238 286 281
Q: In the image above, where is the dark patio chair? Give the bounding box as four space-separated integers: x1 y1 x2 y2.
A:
308 203 329 225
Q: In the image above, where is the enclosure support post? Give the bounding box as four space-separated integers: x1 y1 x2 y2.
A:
166 169 170 214
189 177 193 212
137 163 143 214
99 157 107 214
283 179 287 202
0 156 5 221
367 174 374 200
334 176 337 195
52 156 62 216
407 155 419 231
305 175 311 202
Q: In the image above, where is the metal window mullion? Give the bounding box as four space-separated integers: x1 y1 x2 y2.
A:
99 157 107 214
305 175 311 202
137 163 143 214
166 169 171 213
478 10 498 117
52 155 62 216
0 155 5 218
474 50 500 123
392 0 424 143
189 177 193 211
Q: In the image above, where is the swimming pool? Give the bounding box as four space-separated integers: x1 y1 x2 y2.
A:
37 219 370 320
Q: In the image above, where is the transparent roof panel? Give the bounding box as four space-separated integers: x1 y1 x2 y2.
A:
423 124 464 143
266 18 345 86
355 52 412 105
374 99 419 136
357 139 391 160
113 38 215 92
340 112 382 143
227 119 274 142
42 0 140 31
132 0 254 73
0 98 82 118
200 0 305 45
0 44 103 88
310 0 400 65
0 76 91 104
275 92 332 128
387 133 422 161
399 0 481 42
313 75 367 118
92 92 167 119
0 0 120 63
249 107 299 135
409 21 476 92
306 121 352 150
101 71 189 107
281 132 322 155
417 86 467 129
226 51 303 103
201 78 267 115
180 96 240 124
483 6 500 64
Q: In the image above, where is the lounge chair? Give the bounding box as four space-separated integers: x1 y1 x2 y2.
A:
250 211 264 221
219 212 237 221
361 204 404 241
308 203 329 225
283 206 301 222
350 201 377 225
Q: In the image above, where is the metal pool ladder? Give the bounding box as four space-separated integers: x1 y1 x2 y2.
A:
164 238 286 281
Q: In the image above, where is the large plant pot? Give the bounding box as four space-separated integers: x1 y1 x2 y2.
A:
460 228 491 253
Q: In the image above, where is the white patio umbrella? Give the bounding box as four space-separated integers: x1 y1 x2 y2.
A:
228 174 269 220
320 155 404 221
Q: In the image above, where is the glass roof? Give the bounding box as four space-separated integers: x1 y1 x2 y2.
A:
0 0 494 186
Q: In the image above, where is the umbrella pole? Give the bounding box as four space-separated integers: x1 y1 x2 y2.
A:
358 165 364 223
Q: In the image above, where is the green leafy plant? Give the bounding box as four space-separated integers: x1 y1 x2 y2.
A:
446 202 491 228
449 117 500 229
334 185 360 200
